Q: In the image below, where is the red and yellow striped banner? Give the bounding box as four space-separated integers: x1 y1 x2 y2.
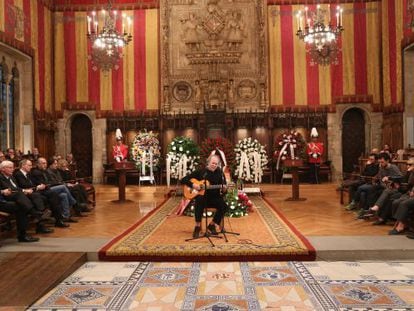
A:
0 1 409 113
268 2 382 107
54 8 159 112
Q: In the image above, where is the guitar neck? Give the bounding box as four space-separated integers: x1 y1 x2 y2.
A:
206 184 223 190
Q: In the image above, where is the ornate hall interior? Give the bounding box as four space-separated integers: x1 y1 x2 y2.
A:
1 0 414 310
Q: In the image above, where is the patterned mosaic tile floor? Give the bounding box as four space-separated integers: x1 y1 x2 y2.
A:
29 261 414 310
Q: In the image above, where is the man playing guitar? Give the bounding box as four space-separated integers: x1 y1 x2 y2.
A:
181 154 227 238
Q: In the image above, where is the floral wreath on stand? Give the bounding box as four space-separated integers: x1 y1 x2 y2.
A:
200 137 235 169
130 130 161 175
234 137 268 183
165 136 200 186
273 130 306 170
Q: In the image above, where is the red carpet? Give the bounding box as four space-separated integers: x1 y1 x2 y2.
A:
99 194 315 262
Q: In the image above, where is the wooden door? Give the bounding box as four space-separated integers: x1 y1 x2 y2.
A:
71 114 92 178
342 108 365 173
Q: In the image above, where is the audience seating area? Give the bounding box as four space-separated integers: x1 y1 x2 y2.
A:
339 156 410 205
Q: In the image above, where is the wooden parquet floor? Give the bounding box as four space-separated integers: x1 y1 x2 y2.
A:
0 252 86 310
33 183 392 239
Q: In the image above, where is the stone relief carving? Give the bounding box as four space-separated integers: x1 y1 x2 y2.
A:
173 81 193 102
161 0 268 112
237 79 256 100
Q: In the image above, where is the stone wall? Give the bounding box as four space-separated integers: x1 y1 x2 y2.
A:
328 104 382 182
55 111 107 183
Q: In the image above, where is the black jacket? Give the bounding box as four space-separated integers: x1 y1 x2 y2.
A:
30 168 53 186
0 174 22 191
13 170 36 189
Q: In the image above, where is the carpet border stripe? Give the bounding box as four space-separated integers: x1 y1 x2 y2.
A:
261 193 316 260
98 193 171 260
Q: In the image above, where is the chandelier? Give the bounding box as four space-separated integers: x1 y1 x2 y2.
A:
296 5 344 66
86 0 132 72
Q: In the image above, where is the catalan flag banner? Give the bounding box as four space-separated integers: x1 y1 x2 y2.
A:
382 0 406 107
55 8 159 112
268 2 384 107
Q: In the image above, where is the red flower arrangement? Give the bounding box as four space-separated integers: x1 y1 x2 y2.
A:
200 137 235 167
273 130 306 169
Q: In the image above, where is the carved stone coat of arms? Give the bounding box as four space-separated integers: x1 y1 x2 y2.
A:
161 0 269 113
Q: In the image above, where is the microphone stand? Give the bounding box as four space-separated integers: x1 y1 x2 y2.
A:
219 169 239 242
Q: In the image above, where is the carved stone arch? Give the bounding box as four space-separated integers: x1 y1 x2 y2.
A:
65 111 93 131
328 103 382 181
56 110 107 183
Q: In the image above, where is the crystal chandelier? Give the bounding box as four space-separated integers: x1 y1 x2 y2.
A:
86 0 132 72
296 5 344 66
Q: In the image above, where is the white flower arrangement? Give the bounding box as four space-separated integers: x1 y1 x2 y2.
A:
166 136 200 180
234 137 268 182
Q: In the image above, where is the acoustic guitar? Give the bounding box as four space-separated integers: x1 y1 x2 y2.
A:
183 178 232 200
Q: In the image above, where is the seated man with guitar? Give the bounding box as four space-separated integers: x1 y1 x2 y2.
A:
181 154 228 239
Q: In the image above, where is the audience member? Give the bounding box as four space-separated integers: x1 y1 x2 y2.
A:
0 161 45 241
66 153 78 178
31 157 78 223
0 192 39 242
363 157 414 224
342 154 379 202
48 158 88 215
14 159 67 228
345 153 401 215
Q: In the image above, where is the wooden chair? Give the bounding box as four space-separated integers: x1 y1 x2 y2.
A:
0 211 12 246
69 166 96 208
80 180 96 207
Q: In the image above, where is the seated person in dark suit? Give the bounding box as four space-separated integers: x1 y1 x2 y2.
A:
57 159 92 212
30 157 77 223
181 154 227 238
0 160 53 234
0 192 39 242
47 158 88 215
342 154 379 200
14 159 67 228
66 153 78 178
0 160 44 241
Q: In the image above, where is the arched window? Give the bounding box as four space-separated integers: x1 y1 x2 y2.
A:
0 59 15 151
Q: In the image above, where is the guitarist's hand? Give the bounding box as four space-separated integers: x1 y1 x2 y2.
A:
193 183 201 191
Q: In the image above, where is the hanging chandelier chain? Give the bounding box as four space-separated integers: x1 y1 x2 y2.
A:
86 0 132 72
296 4 344 66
